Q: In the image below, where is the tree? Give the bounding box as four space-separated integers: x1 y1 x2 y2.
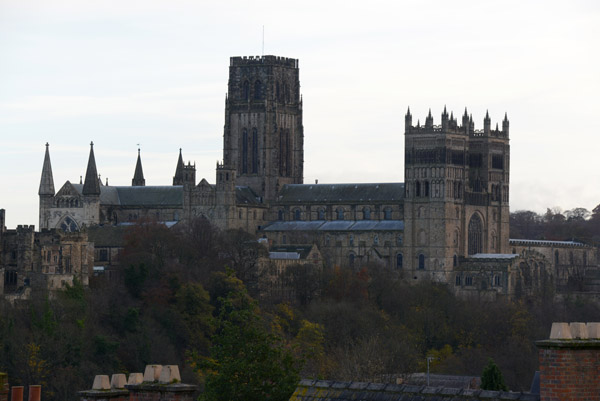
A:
481 358 508 391
199 286 302 401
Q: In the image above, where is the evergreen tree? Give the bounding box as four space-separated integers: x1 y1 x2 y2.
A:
199 284 302 401
481 358 508 391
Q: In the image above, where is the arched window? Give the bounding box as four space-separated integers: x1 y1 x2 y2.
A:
396 253 403 269
416 181 421 197
424 181 430 197
569 252 574 265
555 250 559 265
418 254 425 270
242 129 248 174
276 81 280 101
384 208 392 220
278 210 284 221
363 207 371 220
318 208 325 220
349 235 354 246
374 235 379 246
336 208 344 220
59 216 79 232
468 214 483 255
453 254 458 267
254 80 262 99
349 253 355 268
294 209 301 221
583 252 587 266
242 81 249 100
455 275 461 286
251 128 258 174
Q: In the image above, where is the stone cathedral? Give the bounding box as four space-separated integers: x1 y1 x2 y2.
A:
35 55 598 298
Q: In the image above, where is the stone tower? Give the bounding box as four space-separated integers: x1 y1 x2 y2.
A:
222 55 304 202
403 108 510 280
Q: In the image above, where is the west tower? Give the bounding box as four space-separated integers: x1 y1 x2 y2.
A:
403 108 510 280
223 55 304 202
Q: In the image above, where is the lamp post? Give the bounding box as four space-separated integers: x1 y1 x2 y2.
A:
426 356 435 386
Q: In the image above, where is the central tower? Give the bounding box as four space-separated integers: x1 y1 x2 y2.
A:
223 55 304 202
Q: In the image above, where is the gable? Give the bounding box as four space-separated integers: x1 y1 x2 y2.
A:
55 181 81 198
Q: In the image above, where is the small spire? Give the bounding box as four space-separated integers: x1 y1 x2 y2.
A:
450 111 454 120
83 142 101 195
504 112 508 121
428 108 432 118
173 148 185 185
464 107 468 117
38 142 55 196
406 107 411 116
485 110 490 119
496 123 499 130
132 148 145 186
106 177 109 185
80 176 82 184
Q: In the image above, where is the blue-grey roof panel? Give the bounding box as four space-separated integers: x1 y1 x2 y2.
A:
318 221 355 231
115 186 183 207
278 183 405 203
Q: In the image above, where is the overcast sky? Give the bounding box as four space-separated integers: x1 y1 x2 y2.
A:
1 0 599 228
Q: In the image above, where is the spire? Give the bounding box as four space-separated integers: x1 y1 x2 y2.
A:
38 143 55 196
132 148 146 186
83 142 101 195
173 148 184 185
502 112 510 136
483 110 491 135
406 107 411 117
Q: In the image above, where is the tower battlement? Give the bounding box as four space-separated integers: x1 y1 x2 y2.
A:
230 55 298 68
405 108 509 138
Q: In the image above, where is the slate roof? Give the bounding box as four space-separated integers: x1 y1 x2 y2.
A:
289 380 539 401
262 220 404 232
470 254 519 260
270 245 314 260
86 225 128 247
278 183 405 204
71 184 184 207
509 239 588 247
236 186 262 205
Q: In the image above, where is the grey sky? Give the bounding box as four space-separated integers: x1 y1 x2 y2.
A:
1 0 599 228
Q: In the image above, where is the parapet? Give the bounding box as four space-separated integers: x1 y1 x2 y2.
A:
230 55 298 68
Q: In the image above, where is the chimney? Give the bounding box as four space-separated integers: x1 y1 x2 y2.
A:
79 374 129 401
126 365 196 401
537 322 600 401
10 387 22 401
27 386 40 401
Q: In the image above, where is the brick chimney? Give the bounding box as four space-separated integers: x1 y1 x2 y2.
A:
537 322 600 401
0 374 7 401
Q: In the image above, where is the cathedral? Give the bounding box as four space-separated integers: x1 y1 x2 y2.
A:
34 54 598 299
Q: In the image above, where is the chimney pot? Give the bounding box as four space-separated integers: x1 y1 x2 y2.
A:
570 322 588 339
11 387 23 401
27 386 41 401
143 365 162 382
92 376 110 391
158 365 181 384
110 374 127 389
127 373 143 386
586 322 600 339
549 322 572 339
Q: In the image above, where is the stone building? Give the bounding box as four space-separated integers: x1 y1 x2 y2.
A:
0 209 92 301
34 54 600 299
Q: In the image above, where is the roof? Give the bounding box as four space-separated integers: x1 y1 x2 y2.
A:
269 245 314 260
236 186 262 205
262 220 404 232
86 225 128 247
290 380 539 401
278 183 405 204
71 185 183 207
509 239 588 247
399 373 480 389
469 254 520 260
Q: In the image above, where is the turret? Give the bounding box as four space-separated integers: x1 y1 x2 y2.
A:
82 142 101 196
425 109 433 129
405 107 412 133
483 110 491 135
132 148 145 186
502 112 509 137
462 108 470 135
441 106 449 131
216 162 236 206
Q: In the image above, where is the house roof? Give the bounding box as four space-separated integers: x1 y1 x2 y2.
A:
70 184 184 207
509 239 588 248
86 225 128 247
277 183 405 204
262 220 404 232
289 380 539 401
